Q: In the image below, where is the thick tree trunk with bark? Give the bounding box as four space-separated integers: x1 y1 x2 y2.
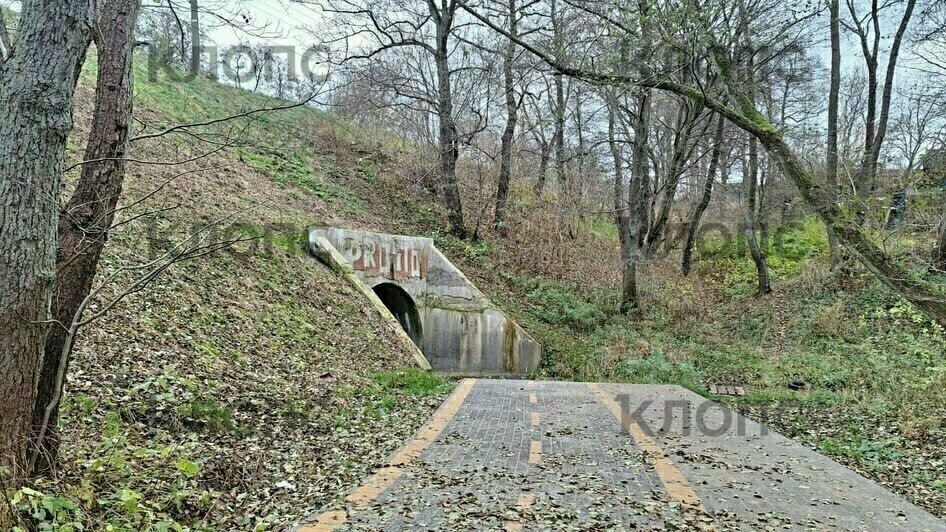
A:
493 0 518 234
682 113 724 276
434 14 465 238
621 89 652 313
0 0 94 481
31 0 142 475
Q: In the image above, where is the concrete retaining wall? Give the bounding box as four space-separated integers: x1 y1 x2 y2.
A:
309 227 541 376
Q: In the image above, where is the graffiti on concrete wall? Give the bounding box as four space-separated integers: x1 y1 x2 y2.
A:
342 237 428 280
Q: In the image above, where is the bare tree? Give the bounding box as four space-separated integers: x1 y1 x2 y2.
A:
682 113 725 275
189 0 200 74
524 80 554 195
460 0 946 325
315 0 473 237
826 0 842 264
739 2 771 295
493 0 523 233
888 88 946 183
643 94 707 257
843 0 918 212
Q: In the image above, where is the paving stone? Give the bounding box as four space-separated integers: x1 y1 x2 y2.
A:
314 380 945 531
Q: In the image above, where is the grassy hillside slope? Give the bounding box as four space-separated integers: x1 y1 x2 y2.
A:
12 56 454 530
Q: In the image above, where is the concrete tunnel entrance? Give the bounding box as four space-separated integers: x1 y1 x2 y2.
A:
311 226 542 374
373 283 423 347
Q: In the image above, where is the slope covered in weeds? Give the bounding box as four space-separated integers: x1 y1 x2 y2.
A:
12 56 455 531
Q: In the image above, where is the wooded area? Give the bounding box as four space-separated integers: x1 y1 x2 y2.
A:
1 0 945 528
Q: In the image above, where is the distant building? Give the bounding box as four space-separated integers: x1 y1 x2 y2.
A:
922 149 946 188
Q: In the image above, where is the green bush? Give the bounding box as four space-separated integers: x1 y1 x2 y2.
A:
612 349 703 390
523 278 608 331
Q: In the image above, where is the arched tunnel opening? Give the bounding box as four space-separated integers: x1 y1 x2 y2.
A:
373 283 423 348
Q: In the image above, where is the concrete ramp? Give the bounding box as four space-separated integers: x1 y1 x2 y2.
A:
309 227 541 376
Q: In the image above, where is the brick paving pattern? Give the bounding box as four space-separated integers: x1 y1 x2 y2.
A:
306 380 945 531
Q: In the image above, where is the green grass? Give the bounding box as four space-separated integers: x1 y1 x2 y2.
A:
80 51 371 217
371 369 454 397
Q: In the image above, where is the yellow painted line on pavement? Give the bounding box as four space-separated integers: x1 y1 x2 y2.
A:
531 412 540 427
528 440 543 464
505 493 537 531
529 392 537 404
587 383 708 514
299 378 477 531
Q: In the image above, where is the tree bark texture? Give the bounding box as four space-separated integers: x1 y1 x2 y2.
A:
493 0 518 233
825 0 842 265
31 0 142 476
745 135 771 295
622 89 651 313
432 5 465 238
0 0 94 480
189 0 200 75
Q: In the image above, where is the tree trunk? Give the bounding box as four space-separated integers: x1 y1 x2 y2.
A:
189 0 200 75
574 85 586 219
826 0 842 265
553 74 565 189
609 98 628 248
740 29 771 296
493 0 518 234
622 89 651 313
645 102 701 257
854 0 917 214
0 0 94 482
683 113 724 276
745 136 771 295
534 139 550 196
434 14 465 238
31 0 142 476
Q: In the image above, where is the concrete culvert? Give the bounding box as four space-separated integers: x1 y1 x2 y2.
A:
372 283 423 347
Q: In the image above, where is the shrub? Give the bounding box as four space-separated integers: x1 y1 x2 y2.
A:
523 278 608 330
371 369 453 396
612 349 703 390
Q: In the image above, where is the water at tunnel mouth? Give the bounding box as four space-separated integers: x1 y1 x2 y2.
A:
372 282 423 347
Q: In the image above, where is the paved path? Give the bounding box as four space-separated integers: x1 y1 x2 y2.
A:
300 379 945 531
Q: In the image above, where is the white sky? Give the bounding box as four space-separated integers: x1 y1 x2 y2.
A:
205 1 324 47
